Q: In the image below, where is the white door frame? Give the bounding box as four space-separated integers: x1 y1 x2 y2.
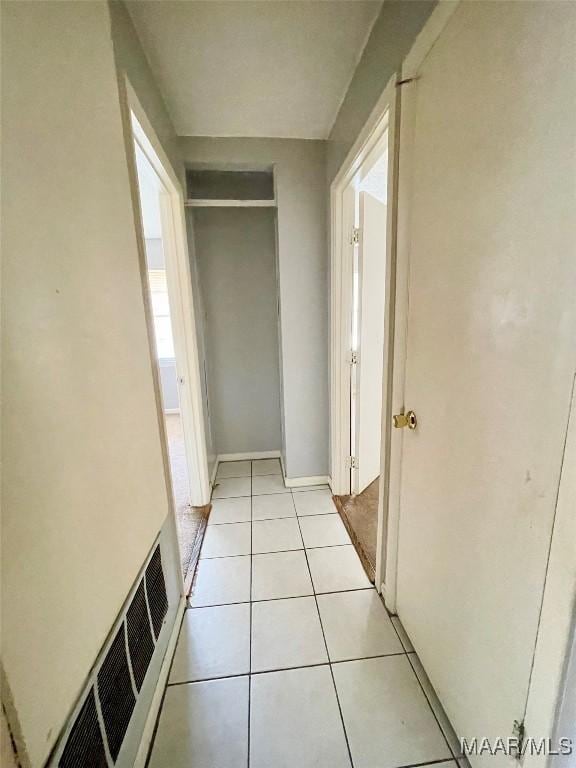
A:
124 78 211 510
352 190 388 496
329 73 400 593
330 0 464 596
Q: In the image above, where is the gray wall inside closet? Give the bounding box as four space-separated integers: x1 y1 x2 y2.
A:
192 207 282 455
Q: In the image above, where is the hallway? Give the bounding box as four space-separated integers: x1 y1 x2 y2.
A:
4 3 575 765
148 459 462 768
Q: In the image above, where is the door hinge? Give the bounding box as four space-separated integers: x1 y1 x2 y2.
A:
346 456 358 470
511 719 525 760
349 350 358 365
351 227 360 245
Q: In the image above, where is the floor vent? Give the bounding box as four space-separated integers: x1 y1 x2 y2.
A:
97 626 136 762
145 545 168 639
58 689 107 768
126 580 155 692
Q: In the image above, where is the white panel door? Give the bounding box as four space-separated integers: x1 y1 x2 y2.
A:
354 192 387 494
394 3 576 764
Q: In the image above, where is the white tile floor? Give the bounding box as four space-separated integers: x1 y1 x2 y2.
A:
149 459 460 768
208 496 252 525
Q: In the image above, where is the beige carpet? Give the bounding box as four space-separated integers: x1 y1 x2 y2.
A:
334 477 379 582
164 414 207 585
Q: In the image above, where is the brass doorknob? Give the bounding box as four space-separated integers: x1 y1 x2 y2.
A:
393 410 417 430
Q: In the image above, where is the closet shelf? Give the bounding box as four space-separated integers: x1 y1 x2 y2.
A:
184 199 276 208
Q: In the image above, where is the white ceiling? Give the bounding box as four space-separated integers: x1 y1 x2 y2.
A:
126 1 382 139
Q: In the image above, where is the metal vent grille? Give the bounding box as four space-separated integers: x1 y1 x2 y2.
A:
97 626 136 762
145 545 168 639
126 580 155 692
58 689 107 768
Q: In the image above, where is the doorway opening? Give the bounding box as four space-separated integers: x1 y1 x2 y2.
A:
133 142 202 585
336 139 389 580
330 77 398 587
128 94 211 592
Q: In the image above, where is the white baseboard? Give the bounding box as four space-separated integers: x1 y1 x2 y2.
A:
133 597 186 768
217 450 281 462
213 453 330 491
284 475 331 488
209 457 219 489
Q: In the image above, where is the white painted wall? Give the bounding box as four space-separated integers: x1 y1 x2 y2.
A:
1 2 178 765
327 0 436 183
193 207 282 455
185 212 216 478
107 1 217 476
108 0 182 182
180 138 329 479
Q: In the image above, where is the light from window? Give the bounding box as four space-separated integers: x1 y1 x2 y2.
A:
148 269 175 359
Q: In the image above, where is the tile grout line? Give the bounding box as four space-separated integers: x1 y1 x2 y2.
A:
143 600 189 767
383 595 410 658
294 507 355 768
209 510 336 526
201 543 357 561
167 667 329 688
190 585 375 609
203 545 353 560
386 601 459 761
405 647 460 761
217 469 327 487
166 651 410 687
213 491 294 500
